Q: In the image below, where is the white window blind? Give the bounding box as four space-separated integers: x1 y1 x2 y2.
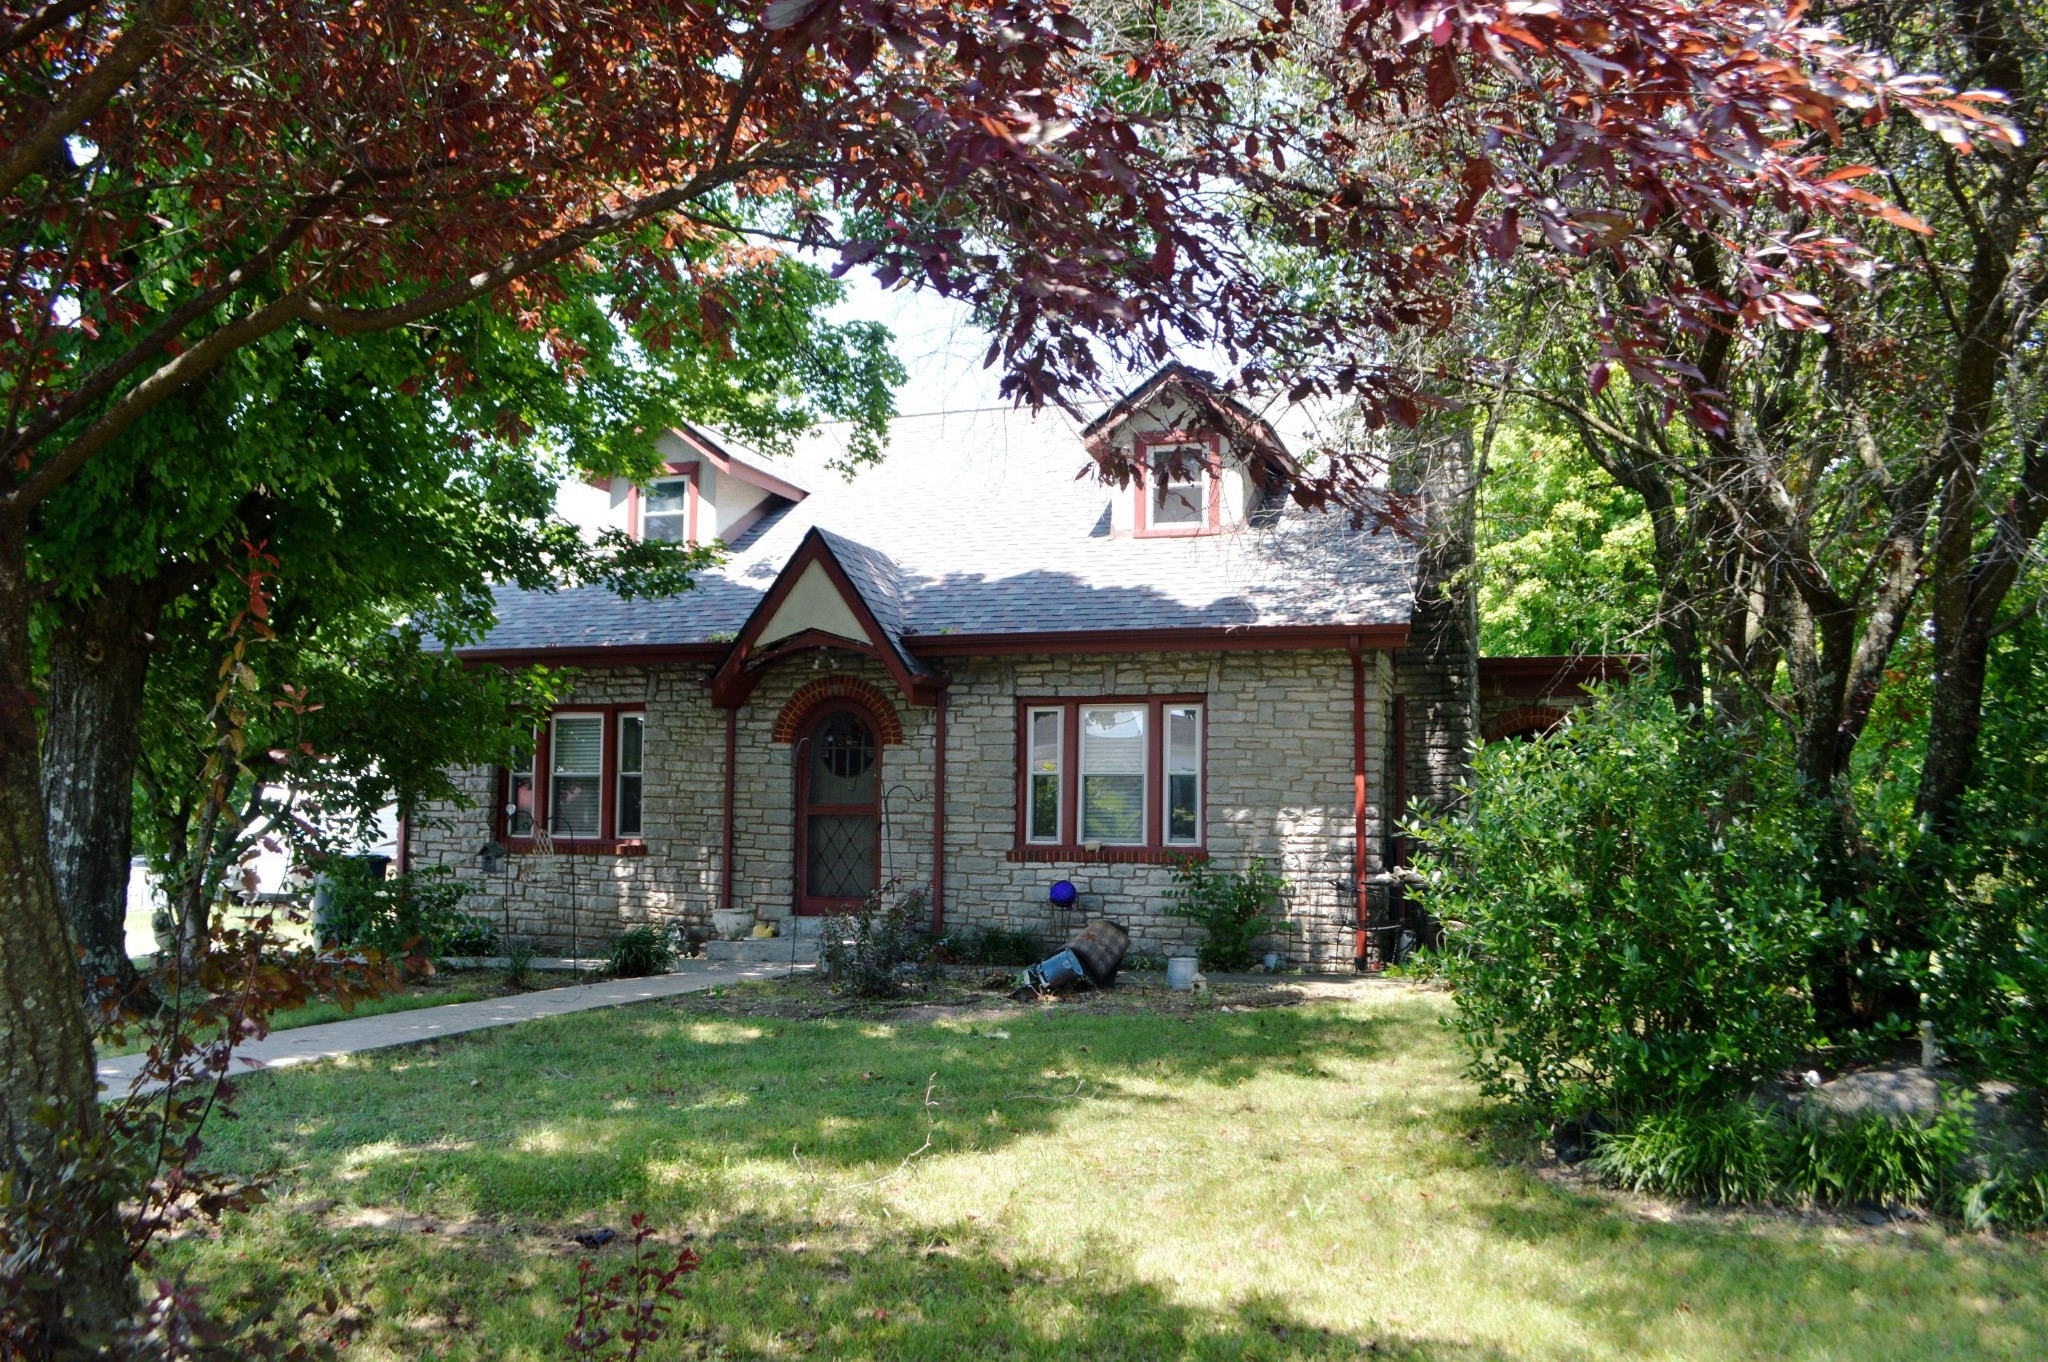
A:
550 714 604 838
1080 706 1146 843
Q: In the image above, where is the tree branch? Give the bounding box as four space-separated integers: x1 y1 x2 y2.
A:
0 0 190 201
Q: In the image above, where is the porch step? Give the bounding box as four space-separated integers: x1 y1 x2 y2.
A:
703 937 818 965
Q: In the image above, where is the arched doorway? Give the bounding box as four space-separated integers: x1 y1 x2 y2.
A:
796 705 880 913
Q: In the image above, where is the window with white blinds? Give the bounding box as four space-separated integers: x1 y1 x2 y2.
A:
549 713 604 838
1019 699 1204 851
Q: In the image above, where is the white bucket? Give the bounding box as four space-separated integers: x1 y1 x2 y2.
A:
1166 956 1199 990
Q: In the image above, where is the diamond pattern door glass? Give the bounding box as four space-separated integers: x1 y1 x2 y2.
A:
806 815 877 900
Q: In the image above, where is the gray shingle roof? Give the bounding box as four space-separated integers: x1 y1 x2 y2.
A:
474 404 1417 654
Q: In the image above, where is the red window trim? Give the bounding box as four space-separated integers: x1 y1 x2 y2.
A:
495 704 645 850
1133 433 1224 538
1012 695 1207 859
625 461 701 544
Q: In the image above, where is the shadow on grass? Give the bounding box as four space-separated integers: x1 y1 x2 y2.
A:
197 1203 1510 1362
200 994 1408 1219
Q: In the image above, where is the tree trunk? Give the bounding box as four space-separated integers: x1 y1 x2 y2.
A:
43 575 164 991
0 530 134 1345
1394 418 1480 813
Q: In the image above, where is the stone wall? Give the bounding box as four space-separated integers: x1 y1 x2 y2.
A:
412 645 1388 970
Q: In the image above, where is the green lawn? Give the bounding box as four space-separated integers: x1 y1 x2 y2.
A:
167 980 2045 1360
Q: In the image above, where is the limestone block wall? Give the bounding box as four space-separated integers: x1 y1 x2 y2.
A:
935 648 1386 971
413 645 1389 969
408 666 727 952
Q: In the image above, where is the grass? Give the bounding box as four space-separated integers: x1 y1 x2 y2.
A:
165 979 2045 1360
96 968 584 1058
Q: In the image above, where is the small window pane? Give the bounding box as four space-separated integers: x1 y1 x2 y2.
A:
509 774 535 836
1030 709 1060 772
1027 708 1062 843
1166 706 1201 844
551 715 604 838
808 711 876 805
1152 448 1206 524
1080 706 1145 843
617 715 644 838
1030 775 1059 842
553 715 603 773
507 731 536 836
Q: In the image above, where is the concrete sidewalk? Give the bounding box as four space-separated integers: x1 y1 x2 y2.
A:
98 959 808 1093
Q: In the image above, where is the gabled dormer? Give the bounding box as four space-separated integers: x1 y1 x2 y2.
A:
573 423 809 546
1081 362 1289 539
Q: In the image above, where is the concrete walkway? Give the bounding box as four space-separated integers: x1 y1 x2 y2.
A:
98 959 809 1093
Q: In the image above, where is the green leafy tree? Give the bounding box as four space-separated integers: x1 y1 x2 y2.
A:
1474 425 1657 658
43 251 900 979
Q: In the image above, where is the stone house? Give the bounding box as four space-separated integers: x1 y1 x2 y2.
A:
406 366 1617 967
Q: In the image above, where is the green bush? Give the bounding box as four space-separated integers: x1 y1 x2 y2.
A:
606 925 674 978
1416 686 1845 1119
1589 1097 2044 1229
502 936 538 989
1164 855 1291 971
821 883 931 997
317 861 497 958
1906 617 2048 1094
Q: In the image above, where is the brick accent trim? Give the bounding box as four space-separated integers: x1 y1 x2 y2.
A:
1007 845 1209 866
773 675 904 744
1484 705 1568 741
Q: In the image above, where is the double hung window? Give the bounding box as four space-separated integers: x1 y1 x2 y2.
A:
1018 698 1204 852
1150 446 1208 525
642 476 691 542
499 709 646 846
549 714 604 839
617 714 645 839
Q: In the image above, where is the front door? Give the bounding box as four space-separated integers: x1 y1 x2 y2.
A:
797 706 880 913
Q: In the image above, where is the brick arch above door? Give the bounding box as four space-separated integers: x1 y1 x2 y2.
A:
1483 705 1569 742
772 675 905 744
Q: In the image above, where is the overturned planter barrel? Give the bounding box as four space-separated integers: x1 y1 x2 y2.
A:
1018 919 1131 996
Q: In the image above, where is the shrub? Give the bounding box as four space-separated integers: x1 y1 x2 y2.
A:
821 883 931 997
606 925 674 979
1163 855 1291 971
1905 616 2048 1094
317 860 497 958
1588 1097 2044 1229
502 936 538 989
1416 685 1846 1120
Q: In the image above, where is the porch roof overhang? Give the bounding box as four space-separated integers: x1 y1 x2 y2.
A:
704 526 946 709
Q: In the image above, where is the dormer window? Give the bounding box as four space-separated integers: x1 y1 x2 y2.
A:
1151 446 1208 525
1134 434 1222 537
642 476 692 542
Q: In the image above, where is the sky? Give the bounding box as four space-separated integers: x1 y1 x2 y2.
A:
823 271 1013 417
